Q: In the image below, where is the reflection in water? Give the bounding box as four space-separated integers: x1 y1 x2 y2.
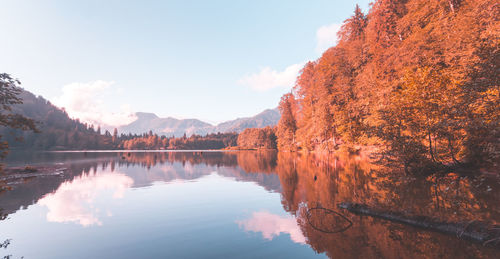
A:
38 172 133 226
275 152 499 258
0 150 498 258
237 211 306 244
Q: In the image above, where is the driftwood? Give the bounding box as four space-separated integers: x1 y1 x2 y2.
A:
0 166 67 182
338 202 500 248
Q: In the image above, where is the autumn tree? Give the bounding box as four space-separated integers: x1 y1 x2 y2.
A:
0 74 38 157
112 128 118 144
277 93 297 151
237 127 277 150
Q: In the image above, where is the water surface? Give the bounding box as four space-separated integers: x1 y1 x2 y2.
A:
0 151 498 258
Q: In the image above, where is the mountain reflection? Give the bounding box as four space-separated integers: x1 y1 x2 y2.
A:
1 150 498 258
38 172 133 226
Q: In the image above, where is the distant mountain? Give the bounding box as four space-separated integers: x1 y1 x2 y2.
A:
214 108 280 133
117 108 281 137
118 112 214 136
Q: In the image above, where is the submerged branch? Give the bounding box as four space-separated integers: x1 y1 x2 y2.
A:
338 202 500 248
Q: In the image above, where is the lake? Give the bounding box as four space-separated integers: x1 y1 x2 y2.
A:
0 151 498 258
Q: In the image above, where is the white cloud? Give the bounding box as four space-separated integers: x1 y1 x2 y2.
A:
316 23 342 54
52 80 137 127
240 23 342 92
238 63 304 92
236 211 306 244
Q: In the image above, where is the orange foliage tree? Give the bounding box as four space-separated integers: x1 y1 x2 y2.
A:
276 0 499 171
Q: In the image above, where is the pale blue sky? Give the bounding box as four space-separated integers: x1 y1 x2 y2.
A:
0 0 371 125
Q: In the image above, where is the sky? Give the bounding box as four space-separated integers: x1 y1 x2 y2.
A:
0 0 371 126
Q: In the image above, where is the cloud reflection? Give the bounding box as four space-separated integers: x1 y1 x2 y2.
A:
237 211 306 244
38 173 133 226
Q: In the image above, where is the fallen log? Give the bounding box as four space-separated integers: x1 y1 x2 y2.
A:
0 166 67 182
338 202 500 248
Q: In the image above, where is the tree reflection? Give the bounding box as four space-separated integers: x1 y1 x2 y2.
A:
274 152 499 258
0 151 498 258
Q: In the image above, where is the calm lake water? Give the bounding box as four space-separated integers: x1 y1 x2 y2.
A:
0 151 498 258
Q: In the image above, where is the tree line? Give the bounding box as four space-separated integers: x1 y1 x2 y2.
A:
121 131 237 150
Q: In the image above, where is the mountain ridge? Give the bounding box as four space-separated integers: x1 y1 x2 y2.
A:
116 108 280 137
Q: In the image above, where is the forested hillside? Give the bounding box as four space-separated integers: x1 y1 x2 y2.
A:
277 0 499 170
0 90 116 150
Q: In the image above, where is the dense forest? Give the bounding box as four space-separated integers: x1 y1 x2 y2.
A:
276 0 499 171
236 127 277 150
